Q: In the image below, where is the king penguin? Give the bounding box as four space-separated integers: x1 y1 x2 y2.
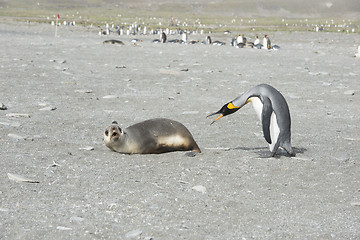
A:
263 35 271 49
208 84 295 157
160 31 167 43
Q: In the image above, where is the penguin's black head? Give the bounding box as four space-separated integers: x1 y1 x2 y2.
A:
207 101 240 125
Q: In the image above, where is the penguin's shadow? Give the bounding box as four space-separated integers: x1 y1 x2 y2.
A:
233 146 307 158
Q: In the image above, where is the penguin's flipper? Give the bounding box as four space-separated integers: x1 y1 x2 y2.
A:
261 97 273 144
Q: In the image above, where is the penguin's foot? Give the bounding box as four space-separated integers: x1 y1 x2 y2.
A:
288 151 296 157
284 148 296 157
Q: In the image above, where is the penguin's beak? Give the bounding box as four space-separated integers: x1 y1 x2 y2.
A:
207 111 223 125
208 101 241 125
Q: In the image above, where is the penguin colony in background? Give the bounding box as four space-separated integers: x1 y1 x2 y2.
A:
94 16 280 49
150 33 280 49
100 26 281 49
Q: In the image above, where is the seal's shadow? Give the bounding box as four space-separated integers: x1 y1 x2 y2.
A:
233 146 307 158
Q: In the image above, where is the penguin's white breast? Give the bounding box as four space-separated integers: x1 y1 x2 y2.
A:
249 97 263 121
249 97 280 151
269 112 280 151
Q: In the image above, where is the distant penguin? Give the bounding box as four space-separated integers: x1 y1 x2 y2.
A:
254 35 260 45
231 37 237 46
243 36 247 44
181 31 188 43
355 45 360 58
236 34 244 44
262 35 267 48
99 28 108 36
206 36 212 44
161 32 167 43
208 84 295 157
263 35 271 49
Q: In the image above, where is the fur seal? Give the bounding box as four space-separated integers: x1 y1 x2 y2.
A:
103 40 124 45
104 118 201 154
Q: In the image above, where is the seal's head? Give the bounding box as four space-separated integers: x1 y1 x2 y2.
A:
104 121 124 151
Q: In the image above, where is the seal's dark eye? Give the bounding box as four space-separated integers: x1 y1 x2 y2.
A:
118 127 122 133
105 130 109 136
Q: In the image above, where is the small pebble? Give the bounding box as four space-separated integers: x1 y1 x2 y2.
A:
182 111 199 115
56 226 72 231
192 185 207 194
7 173 39 183
185 152 197 157
8 133 27 141
103 95 118 99
75 89 93 93
0 120 21 127
0 103 7 110
336 156 350 162
205 147 230 151
79 146 94 151
6 113 30 118
39 106 57 111
125 229 142 238
70 216 85 222
38 102 50 106
344 90 355 95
